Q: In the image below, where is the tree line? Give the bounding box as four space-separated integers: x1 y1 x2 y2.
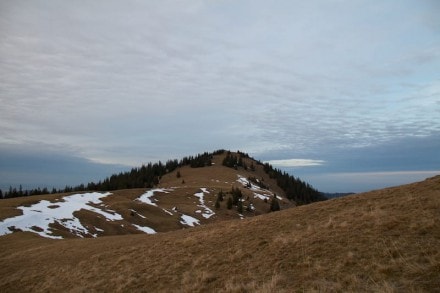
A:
1 150 226 199
222 151 326 204
1 149 326 204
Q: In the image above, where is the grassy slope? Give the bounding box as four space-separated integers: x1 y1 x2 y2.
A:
0 153 291 238
1 176 439 292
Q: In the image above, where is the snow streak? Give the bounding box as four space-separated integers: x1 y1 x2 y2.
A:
194 188 215 219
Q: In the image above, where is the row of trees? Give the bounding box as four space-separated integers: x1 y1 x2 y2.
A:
1 150 326 205
0 186 60 199
222 151 255 171
180 151 222 168
214 186 280 213
215 187 246 213
262 163 326 204
221 151 326 204
1 150 227 199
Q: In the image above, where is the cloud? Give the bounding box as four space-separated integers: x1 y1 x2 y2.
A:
0 146 127 190
305 170 440 193
0 0 439 184
324 170 440 178
260 133 440 192
265 159 325 168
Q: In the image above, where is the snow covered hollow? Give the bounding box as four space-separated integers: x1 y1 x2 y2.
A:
0 192 123 239
194 188 215 219
137 188 173 206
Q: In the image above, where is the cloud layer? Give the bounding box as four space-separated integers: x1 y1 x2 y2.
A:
265 159 325 168
0 0 439 191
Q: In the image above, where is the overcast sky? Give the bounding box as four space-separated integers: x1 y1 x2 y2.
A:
1 0 439 192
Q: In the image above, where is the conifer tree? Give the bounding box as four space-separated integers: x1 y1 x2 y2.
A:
238 156 243 167
231 187 242 205
237 200 243 213
217 190 224 202
227 197 233 209
270 196 280 212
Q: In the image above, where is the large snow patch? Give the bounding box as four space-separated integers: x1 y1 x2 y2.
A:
0 192 122 239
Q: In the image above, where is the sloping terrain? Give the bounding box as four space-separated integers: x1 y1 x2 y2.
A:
0 153 291 239
0 175 439 292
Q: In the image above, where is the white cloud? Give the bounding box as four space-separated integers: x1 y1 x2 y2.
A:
305 170 440 193
325 171 440 177
0 0 439 167
265 159 325 168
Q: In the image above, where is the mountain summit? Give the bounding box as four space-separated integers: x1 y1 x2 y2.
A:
0 150 324 239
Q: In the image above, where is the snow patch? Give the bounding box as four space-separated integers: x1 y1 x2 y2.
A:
0 192 122 239
180 214 200 227
137 188 173 206
237 175 284 201
194 188 215 219
162 209 173 216
132 224 156 234
237 175 263 191
253 192 270 201
130 209 147 219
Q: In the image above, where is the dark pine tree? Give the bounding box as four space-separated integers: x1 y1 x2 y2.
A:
237 200 243 214
227 197 233 209
270 196 281 212
217 190 224 202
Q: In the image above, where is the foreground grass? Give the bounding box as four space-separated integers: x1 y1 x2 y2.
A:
1 176 439 292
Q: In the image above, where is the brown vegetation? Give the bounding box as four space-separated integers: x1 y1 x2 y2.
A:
0 154 291 238
1 175 439 292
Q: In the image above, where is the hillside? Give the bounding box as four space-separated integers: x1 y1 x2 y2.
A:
0 175 439 292
0 151 320 239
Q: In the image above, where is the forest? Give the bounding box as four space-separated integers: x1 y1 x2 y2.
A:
1 149 326 204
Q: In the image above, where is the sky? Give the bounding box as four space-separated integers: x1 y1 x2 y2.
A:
1 0 439 193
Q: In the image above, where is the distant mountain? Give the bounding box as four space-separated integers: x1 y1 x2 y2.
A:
323 192 355 198
0 150 324 239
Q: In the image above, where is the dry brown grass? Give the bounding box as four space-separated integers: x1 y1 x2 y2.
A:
1 175 439 292
0 155 291 237
0 155 293 238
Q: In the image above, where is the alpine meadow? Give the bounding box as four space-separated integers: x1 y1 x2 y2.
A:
1 151 439 291
1 1 440 292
